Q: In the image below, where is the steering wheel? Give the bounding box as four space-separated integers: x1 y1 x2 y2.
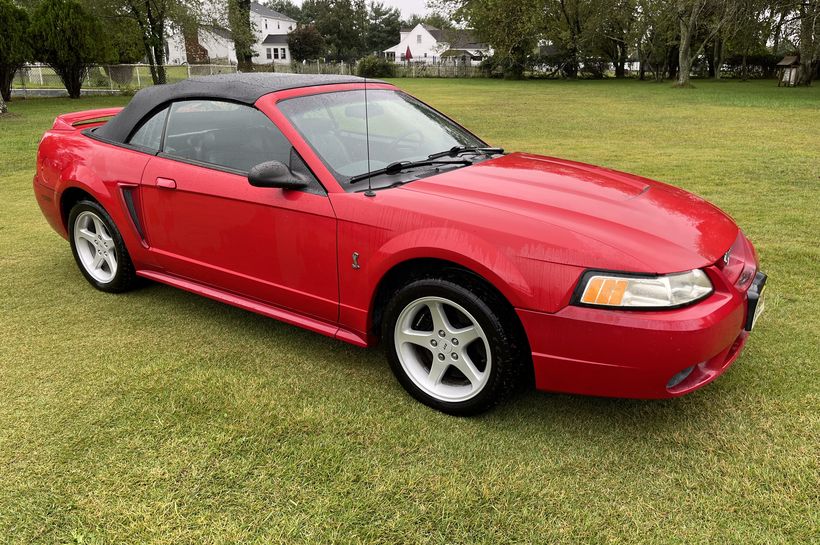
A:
388 129 424 151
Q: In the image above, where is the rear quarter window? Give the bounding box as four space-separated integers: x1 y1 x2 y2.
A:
128 107 168 151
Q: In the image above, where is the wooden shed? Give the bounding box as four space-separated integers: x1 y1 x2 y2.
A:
777 55 800 87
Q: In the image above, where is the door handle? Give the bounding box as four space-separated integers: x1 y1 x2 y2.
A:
156 177 176 189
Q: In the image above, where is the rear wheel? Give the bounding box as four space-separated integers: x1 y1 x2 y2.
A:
68 200 138 293
383 277 526 415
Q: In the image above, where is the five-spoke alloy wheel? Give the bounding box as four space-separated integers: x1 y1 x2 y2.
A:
394 296 491 403
73 210 118 283
383 276 527 415
68 200 138 293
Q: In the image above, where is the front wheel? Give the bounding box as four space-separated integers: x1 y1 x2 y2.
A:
68 200 138 293
382 277 527 415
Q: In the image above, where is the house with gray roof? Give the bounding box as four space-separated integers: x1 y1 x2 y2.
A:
383 23 490 65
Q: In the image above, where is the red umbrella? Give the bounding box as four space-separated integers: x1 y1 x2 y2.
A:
405 46 413 62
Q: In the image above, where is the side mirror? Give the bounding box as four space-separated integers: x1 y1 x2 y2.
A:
248 161 309 190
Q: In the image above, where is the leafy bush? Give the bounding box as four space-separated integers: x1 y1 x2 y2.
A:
0 0 32 101
356 55 394 78
29 0 110 98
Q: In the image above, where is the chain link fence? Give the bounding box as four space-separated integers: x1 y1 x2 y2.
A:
10 61 483 97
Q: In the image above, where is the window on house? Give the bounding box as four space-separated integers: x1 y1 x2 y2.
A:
264 20 267 29
277 21 280 29
424 53 427 58
417 34 422 43
273 48 279 59
281 48 286 60
266 48 272 60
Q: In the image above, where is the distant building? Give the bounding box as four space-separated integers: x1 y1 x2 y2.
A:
250 1 296 64
383 23 490 65
164 1 296 65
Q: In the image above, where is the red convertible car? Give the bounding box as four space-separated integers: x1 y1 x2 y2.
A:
33 73 765 414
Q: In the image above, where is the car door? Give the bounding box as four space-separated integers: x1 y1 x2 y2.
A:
138 99 338 323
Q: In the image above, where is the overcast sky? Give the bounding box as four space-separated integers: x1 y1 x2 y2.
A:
292 0 431 18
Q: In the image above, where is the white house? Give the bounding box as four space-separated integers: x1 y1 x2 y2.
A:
164 1 295 66
249 1 296 64
383 23 490 65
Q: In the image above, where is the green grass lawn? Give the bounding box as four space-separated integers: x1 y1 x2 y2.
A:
1 79 818 544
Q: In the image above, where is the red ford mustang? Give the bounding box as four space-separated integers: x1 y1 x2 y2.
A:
33 73 766 414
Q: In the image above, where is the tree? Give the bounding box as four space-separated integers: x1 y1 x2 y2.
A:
0 93 6 114
722 0 769 80
589 0 638 77
401 12 454 29
30 0 111 98
367 1 401 54
103 17 145 85
798 0 820 85
265 0 301 20
83 0 201 85
437 0 542 79
673 0 736 87
0 0 32 102
229 0 255 70
288 24 326 61
301 0 367 62
118 0 173 84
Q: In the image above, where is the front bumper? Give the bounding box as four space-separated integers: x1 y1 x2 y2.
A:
518 262 763 399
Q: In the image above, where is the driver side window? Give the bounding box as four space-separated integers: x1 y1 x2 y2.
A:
162 100 292 174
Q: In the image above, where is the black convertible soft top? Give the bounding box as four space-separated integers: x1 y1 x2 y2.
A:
94 73 379 144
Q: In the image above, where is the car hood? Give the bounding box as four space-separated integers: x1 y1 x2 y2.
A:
400 152 738 273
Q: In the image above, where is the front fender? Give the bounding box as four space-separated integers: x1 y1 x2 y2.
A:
372 227 533 307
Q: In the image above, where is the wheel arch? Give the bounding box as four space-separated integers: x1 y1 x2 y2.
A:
59 186 100 230
368 257 529 349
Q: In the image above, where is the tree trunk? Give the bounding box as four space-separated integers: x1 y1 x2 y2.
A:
706 41 716 78
152 39 167 84
0 67 14 102
615 43 627 78
741 52 748 81
798 1 817 86
59 67 83 99
151 18 167 84
677 20 693 87
0 93 7 114
713 38 723 80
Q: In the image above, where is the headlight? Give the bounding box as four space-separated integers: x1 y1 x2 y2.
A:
575 269 713 309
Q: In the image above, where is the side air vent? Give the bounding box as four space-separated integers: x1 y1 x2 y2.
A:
121 186 145 241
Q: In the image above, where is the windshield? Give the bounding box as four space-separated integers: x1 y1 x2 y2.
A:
278 89 485 188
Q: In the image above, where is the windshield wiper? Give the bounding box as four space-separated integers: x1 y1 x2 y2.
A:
427 145 504 160
348 159 471 185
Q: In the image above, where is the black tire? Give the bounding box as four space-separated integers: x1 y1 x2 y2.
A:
68 200 138 293
382 276 528 416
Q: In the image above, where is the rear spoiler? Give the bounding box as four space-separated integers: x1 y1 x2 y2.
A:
51 107 123 131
